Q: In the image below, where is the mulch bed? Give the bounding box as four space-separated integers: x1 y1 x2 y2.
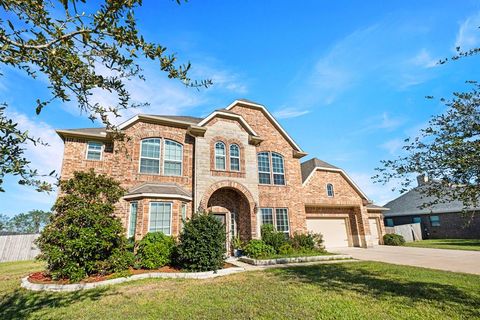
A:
28 262 237 285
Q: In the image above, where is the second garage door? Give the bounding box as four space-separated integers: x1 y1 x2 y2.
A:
306 218 349 248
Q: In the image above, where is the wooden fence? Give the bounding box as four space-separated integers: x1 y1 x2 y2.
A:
385 223 423 242
0 234 40 262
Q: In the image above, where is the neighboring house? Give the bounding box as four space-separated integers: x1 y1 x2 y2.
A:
56 99 386 250
383 175 480 239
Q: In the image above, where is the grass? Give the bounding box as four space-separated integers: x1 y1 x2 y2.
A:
404 239 480 251
1 260 479 319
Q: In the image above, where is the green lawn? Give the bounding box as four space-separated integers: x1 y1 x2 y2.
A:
1 260 479 320
404 239 480 251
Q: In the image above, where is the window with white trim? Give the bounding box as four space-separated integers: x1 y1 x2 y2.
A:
215 141 226 170
140 138 161 174
257 152 285 185
257 152 271 184
149 202 172 234
326 183 334 197
86 141 103 160
230 144 240 171
260 208 274 225
260 207 289 234
128 202 138 238
163 139 183 176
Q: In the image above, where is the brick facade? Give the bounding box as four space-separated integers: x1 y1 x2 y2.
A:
57 100 384 248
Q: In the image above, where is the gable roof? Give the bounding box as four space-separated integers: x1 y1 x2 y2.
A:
301 157 370 201
383 185 479 217
56 127 108 140
225 99 305 153
197 109 259 136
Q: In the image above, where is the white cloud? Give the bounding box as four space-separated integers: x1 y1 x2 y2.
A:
409 48 438 68
350 171 400 206
355 112 405 134
380 138 404 155
455 12 480 51
273 107 309 119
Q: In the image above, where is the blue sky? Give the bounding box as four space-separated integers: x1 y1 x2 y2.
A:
1 0 480 216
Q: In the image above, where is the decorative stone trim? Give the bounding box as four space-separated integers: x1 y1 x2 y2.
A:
21 266 245 292
238 254 352 266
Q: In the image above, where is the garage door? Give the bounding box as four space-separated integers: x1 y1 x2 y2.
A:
369 218 380 245
306 218 349 248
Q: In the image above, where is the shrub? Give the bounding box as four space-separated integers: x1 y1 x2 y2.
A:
289 232 325 253
135 232 175 269
243 239 275 259
278 243 294 255
176 212 226 271
261 224 287 252
107 248 135 273
36 170 130 282
383 233 405 246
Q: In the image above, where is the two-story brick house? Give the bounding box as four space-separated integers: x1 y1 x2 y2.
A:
56 99 386 250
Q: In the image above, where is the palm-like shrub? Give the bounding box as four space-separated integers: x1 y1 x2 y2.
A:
36 170 131 282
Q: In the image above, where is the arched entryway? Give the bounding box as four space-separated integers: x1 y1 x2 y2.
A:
200 181 257 254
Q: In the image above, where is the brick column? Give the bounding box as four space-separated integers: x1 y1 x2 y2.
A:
355 206 374 248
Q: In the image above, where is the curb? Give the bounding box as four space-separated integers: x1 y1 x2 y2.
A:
239 254 352 266
21 266 245 292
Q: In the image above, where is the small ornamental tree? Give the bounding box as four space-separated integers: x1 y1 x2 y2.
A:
176 212 226 272
36 169 132 282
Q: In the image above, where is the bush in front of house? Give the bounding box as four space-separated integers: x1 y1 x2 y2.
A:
176 212 226 271
261 224 287 252
290 232 325 253
278 243 294 255
135 232 176 269
243 239 276 259
383 233 406 246
36 170 132 282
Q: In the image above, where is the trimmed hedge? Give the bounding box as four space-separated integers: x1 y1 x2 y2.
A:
383 233 406 246
176 213 226 271
135 232 175 269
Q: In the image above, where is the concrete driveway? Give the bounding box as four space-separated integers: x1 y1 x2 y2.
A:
334 246 480 275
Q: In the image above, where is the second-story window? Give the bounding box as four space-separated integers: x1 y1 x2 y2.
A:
215 142 226 170
163 140 183 176
140 138 161 174
326 183 334 197
230 144 240 171
257 152 285 185
257 152 271 184
86 141 103 160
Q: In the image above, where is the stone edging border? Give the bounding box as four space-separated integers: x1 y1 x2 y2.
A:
21 266 246 292
239 254 352 266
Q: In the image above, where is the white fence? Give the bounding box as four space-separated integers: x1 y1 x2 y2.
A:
385 223 422 242
0 234 41 262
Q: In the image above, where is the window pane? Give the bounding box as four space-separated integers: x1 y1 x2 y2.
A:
271 153 284 173
386 218 394 227
215 142 226 170
140 158 160 174
273 174 285 185
87 151 101 160
275 208 289 233
327 184 334 197
164 140 182 161
230 157 240 171
258 152 270 184
259 172 271 184
215 156 226 170
181 203 187 230
230 144 239 157
141 138 161 158
215 142 225 155
430 215 440 227
149 202 172 234
260 208 273 225
129 202 138 238
164 161 182 176
87 142 102 160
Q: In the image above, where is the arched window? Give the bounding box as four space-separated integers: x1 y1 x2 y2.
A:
257 152 285 185
163 139 183 176
230 144 240 171
326 183 334 197
271 153 285 185
140 138 161 174
215 141 226 170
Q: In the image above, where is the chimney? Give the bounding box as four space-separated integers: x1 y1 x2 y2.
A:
417 174 429 186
